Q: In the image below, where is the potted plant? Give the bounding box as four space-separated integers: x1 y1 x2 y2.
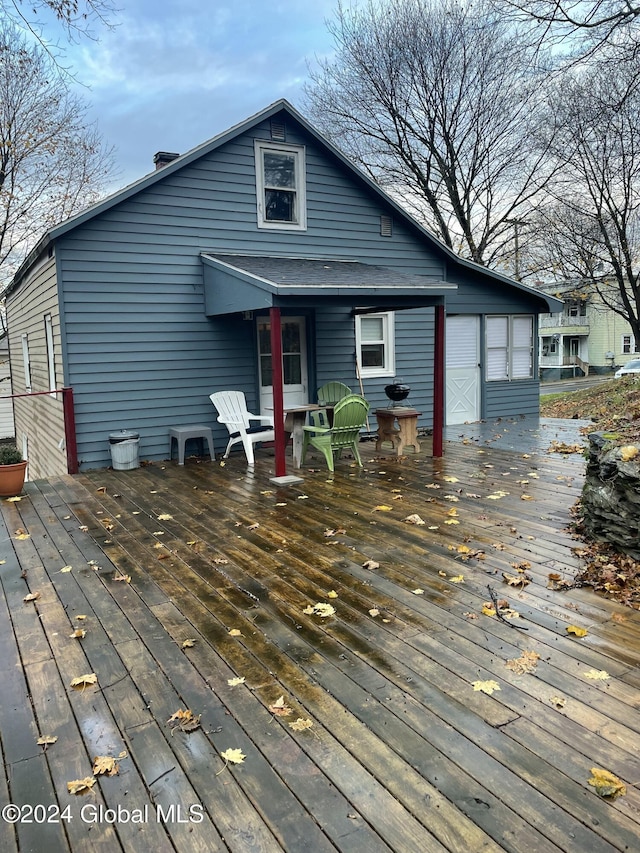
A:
0 444 27 497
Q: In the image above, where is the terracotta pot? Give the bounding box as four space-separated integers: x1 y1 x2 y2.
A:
0 460 28 497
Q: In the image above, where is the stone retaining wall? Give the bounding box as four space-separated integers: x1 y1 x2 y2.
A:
582 433 640 558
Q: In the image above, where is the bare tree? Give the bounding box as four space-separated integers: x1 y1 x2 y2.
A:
305 0 555 268
529 64 640 343
489 0 640 63
0 23 114 289
1 0 116 56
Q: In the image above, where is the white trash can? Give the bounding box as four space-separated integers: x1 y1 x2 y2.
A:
108 430 140 470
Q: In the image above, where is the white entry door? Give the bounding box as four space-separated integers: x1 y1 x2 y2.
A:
258 316 308 412
446 315 480 424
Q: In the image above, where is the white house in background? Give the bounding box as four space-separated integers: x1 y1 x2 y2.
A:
0 335 15 439
539 280 639 378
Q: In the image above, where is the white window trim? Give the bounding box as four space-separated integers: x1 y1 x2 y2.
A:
44 313 57 394
21 334 32 392
255 140 307 231
622 334 638 354
356 312 396 378
486 315 534 381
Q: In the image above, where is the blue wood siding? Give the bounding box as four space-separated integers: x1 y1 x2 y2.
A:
12 109 543 469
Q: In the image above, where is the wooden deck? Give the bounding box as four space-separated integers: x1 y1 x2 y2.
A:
1 440 640 853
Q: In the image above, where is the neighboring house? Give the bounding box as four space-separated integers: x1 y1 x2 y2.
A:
539 280 637 378
5 100 560 478
0 334 15 439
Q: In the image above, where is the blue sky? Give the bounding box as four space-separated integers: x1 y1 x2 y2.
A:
64 0 339 189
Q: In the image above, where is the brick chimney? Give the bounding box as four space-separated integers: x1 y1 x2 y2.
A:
153 151 180 169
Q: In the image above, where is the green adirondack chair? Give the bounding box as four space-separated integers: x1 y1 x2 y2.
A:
302 394 370 472
311 381 353 428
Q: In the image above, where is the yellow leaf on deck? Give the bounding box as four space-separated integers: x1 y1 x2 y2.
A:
362 559 380 570
369 608 380 617
450 575 464 583
327 590 339 599
37 735 58 748
14 529 30 540
228 628 242 636
472 680 501 695
70 673 97 690
482 604 496 617
181 639 196 648
59 565 72 573
5 496 22 502
69 629 86 639
303 602 335 618
220 748 246 765
403 514 425 525
505 650 540 674
588 768 626 799
566 625 588 637
289 718 313 732
444 519 460 525
93 756 119 776
584 669 610 680
412 588 424 595
227 676 246 687
446 508 458 516
372 505 393 512
67 777 96 795
520 494 534 501
23 592 40 602
442 476 459 483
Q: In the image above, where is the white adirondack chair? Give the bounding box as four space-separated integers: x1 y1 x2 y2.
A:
209 391 275 465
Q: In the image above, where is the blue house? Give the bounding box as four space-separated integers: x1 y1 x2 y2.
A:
5 100 561 479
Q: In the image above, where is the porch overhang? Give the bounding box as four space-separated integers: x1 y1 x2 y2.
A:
201 254 455 315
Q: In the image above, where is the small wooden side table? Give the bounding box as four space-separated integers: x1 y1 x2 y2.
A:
374 408 422 456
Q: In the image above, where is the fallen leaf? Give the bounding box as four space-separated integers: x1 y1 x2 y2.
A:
37 735 58 748
70 673 98 690
566 625 588 637
438 570 447 577
220 747 246 764
502 572 530 588
588 768 626 799
69 628 86 639
228 628 242 637
450 575 465 584
412 588 424 595
14 528 30 540
444 519 460 525
288 718 313 731
113 570 131 583
93 756 119 776
369 608 380 617
75 614 87 620
167 708 201 733
67 777 96 795
181 639 196 648
362 559 380 570
472 680 501 695
520 494 534 501
403 514 425 525
303 602 336 618
5 496 22 502
23 592 40 602
619 445 639 462
327 590 339 599
505 650 540 675
59 565 72 573
550 696 566 708
227 676 246 687
372 505 393 512
446 508 458 517
584 669 610 680
442 476 459 483
269 696 293 716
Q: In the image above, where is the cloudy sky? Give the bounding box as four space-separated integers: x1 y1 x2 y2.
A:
62 0 340 189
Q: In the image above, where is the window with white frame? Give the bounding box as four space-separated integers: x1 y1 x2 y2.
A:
356 312 395 377
255 140 306 230
622 334 638 354
44 314 56 393
21 334 32 392
486 315 533 381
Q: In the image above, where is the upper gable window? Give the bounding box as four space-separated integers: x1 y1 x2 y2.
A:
255 140 306 231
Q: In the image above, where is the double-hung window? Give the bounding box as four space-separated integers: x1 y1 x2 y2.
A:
486 315 533 381
622 334 638 354
255 141 306 230
356 312 395 377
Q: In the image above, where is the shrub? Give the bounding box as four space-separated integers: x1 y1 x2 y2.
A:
0 445 24 465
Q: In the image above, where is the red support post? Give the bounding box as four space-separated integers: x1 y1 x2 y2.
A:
432 304 445 458
270 307 287 477
61 387 79 474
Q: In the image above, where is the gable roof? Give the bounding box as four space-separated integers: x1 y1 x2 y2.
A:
10 98 562 312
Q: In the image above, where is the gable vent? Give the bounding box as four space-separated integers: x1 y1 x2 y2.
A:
270 120 286 141
380 214 393 237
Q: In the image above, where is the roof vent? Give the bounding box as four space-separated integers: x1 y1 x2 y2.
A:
270 120 286 142
380 214 393 237
153 151 180 170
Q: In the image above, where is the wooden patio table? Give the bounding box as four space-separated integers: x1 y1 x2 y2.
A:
283 404 334 468
374 407 422 455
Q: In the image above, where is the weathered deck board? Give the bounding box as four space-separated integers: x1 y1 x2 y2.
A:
1 440 639 852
